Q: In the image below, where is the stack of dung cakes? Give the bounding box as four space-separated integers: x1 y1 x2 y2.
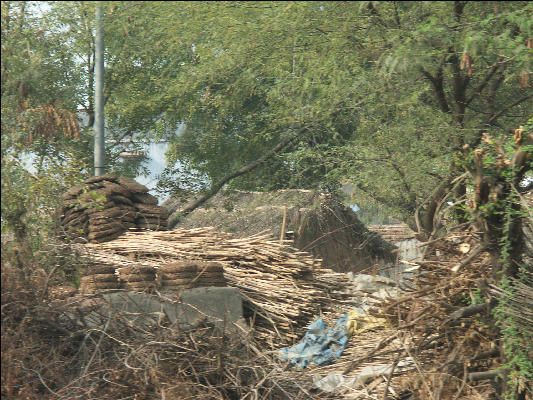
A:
60 173 168 244
117 265 157 292
135 202 168 230
117 176 168 231
80 264 120 294
87 207 127 243
194 262 227 287
159 261 227 290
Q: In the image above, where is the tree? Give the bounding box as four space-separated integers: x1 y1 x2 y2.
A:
1 1 91 267
1 1 141 261
3 1 530 233
108 2 530 232
369 1 532 234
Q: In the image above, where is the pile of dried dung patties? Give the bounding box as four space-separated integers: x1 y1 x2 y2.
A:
80 264 121 294
61 173 168 243
79 260 227 294
159 261 227 290
117 265 158 292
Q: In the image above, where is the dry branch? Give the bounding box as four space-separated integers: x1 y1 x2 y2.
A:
168 135 298 229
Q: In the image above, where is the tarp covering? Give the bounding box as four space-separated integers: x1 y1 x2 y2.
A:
278 314 349 368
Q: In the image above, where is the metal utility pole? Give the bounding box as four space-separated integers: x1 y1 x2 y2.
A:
94 3 105 176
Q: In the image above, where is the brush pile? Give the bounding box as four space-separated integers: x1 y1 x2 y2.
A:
368 225 532 399
1 266 326 400
79 227 353 345
60 173 168 243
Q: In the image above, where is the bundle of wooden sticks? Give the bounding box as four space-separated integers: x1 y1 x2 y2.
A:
80 227 353 344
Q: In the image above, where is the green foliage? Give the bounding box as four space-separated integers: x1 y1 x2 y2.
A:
493 275 533 398
86 1 529 222
1 149 89 286
1 2 98 286
458 119 532 397
2 1 530 229
5 1 530 222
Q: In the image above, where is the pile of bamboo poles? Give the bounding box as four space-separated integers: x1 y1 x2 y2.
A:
80 227 353 344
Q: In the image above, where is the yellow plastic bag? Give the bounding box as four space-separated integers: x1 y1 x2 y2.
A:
346 309 388 336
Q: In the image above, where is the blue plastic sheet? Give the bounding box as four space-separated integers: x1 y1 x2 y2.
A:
278 314 349 368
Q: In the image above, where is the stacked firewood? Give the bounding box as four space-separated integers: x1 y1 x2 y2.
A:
60 173 168 243
79 227 353 344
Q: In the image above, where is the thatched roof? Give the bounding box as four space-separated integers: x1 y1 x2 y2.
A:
162 189 396 273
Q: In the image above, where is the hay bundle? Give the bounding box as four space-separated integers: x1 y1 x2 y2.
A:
61 174 168 243
79 227 353 344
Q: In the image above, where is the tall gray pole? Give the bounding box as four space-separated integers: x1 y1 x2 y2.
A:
94 3 105 176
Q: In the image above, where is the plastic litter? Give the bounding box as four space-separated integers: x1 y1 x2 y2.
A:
313 358 414 393
278 314 349 368
346 307 389 336
312 372 358 393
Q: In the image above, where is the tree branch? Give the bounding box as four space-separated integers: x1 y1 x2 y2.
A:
468 370 504 382
366 2 388 27
168 133 302 229
448 298 496 322
385 147 417 209
450 52 469 127
355 182 415 215
486 94 533 126
470 91 530 149
453 1 467 22
454 243 488 272
421 65 451 114
484 71 504 127
393 1 402 28
412 165 463 236
465 63 500 106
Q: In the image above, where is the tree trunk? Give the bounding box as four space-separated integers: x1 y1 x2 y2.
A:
465 130 532 399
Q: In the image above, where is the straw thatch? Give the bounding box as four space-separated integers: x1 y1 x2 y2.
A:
367 224 415 244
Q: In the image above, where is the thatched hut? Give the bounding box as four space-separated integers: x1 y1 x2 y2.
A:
162 190 396 273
